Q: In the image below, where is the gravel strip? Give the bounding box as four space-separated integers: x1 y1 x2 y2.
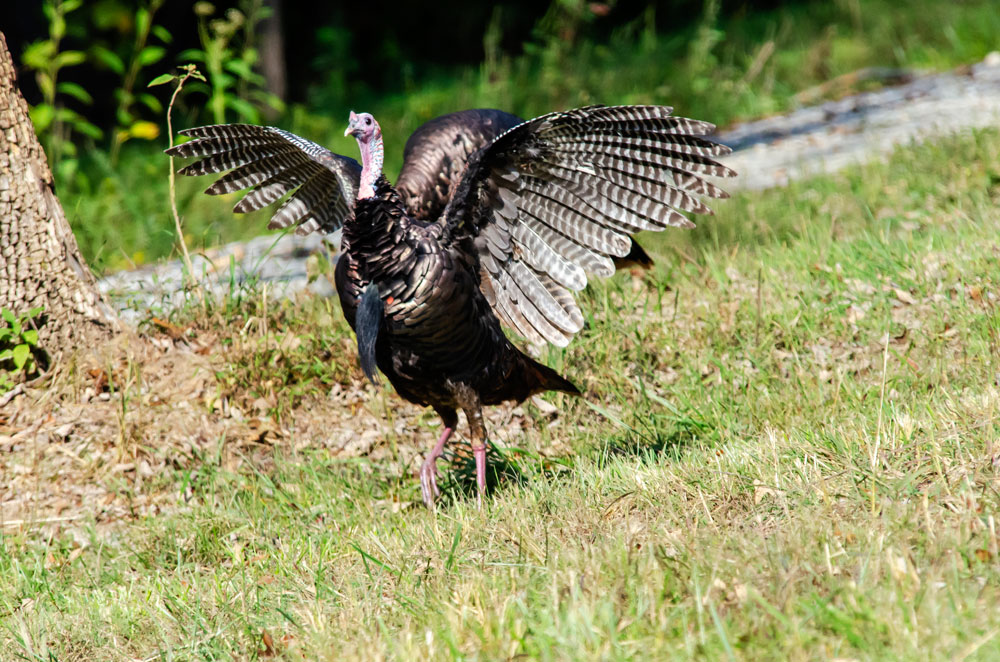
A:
719 53 1000 189
99 55 1000 319
99 231 341 322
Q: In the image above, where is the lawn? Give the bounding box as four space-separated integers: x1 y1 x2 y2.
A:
2 124 999 660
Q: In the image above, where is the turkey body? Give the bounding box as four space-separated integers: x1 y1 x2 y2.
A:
335 176 577 423
166 104 736 507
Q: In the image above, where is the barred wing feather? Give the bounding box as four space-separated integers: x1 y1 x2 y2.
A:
442 105 735 348
165 124 361 235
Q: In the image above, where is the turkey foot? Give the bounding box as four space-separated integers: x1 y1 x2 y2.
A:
419 423 454 508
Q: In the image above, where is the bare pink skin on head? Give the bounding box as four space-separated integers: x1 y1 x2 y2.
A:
345 111 384 200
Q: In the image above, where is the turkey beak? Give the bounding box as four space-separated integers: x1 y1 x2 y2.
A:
345 111 360 138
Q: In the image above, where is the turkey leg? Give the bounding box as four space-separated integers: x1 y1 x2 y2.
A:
419 408 457 508
465 404 488 509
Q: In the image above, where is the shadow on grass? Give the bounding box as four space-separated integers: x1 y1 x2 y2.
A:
435 442 569 506
596 414 714 467
433 412 714 505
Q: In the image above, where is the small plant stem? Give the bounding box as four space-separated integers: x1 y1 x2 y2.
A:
872 326 891 514
165 68 201 300
754 266 762 346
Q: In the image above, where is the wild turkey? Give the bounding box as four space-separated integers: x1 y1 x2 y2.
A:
166 105 735 507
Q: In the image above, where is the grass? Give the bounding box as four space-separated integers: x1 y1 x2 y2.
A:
55 0 1000 273
4 124 1000 659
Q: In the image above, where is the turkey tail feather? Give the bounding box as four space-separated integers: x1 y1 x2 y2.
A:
524 357 581 397
613 239 654 270
356 283 383 386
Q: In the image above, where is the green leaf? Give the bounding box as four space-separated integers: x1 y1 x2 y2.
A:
12 344 29 370
22 40 56 70
251 90 285 113
138 46 166 67
223 59 254 78
0 349 12 362
27 307 43 319
138 93 163 113
53 50 87 69
28 104 55 133
55 108 104 139
57 81 93 105
91 46 125 74
11 319 20 337
147 73 175 87
136 8 151 38
1 309 15 326
183 81 210 98
116 107 134 126
241 47 260 66
176 49 206 63
0 328 11 341
36 73 55 105
74 121 104 140
152 25 173 44
225 97 259 122
22 330 38 347
51 14 66 41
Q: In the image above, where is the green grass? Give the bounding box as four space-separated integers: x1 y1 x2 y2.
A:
57 0 1000 273
5 126 1000 660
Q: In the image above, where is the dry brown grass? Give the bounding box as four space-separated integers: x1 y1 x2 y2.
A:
0 308 550 540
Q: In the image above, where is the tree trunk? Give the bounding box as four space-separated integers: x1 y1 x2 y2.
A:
258 0 286 121
0 31 119 350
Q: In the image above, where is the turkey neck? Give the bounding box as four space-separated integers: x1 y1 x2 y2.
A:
358 133 384 199
345 177 410 280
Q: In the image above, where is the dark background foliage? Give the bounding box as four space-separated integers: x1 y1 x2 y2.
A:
5 0 999 272
5 0 792 127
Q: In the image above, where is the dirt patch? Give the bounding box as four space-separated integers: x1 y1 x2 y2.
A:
0 327 550 540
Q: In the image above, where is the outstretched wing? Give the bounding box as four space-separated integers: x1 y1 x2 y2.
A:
396 109 523 220
165 124 361 235
442 105 735 347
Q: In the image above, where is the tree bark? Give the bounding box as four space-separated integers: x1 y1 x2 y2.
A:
0 31 119 350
